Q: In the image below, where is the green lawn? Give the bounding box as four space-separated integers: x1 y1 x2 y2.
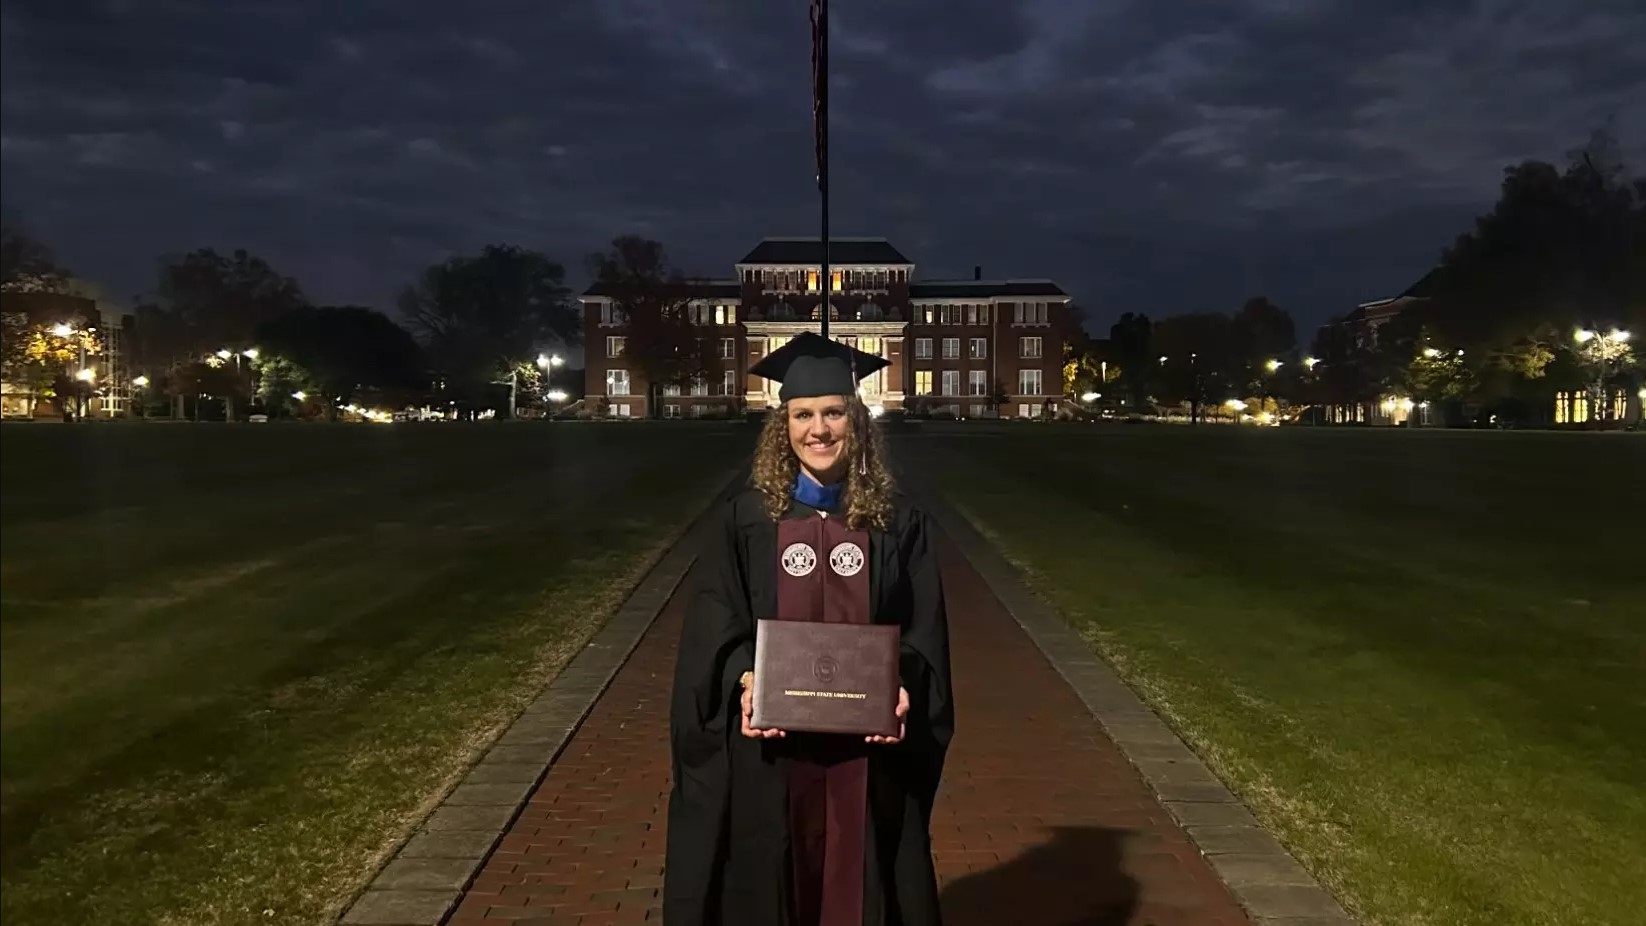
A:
899 424 1645 926
0 420 749 926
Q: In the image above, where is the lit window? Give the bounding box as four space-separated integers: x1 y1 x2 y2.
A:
915 371 933 395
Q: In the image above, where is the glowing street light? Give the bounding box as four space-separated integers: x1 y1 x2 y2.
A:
292 390 308 401
242 347 260 360
132 375 150 388
1304 356 1319 370
216 348 233 359
546 389 568 402
1264 358 1282 372
76 368 96 382
52 323 76 337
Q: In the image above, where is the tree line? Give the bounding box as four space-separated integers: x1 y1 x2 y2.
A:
0 226 714 420
1062 127 1644 426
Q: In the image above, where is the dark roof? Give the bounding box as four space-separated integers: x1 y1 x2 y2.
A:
738 237 911 265
1398 266 1440 299
582 279 740 299
910 280 1067 299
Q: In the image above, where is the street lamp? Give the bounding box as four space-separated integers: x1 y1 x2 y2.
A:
1575 328 1634 423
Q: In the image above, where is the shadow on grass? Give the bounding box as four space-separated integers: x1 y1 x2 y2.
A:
939 826 1139 926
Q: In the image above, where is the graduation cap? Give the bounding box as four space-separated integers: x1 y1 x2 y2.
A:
749 331 890 403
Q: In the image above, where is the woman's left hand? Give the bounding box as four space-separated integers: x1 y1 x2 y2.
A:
866 687 909 744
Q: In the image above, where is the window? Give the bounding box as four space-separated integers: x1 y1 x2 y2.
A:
915 338 933 360
942 338 960 360
978 304 991 325
720 338 735 359
723 369 738 395
1018 403 1043 418
969 370 987 395
1013 302 1048 325
964 304 977 325
607 336 625 358
600 303 627 325
941 370 960 396
664 404 682 419
606 370 631 396
1020 336 1043 359
914 371 933 395
807 269 819 292
611 403 632 418
1019 369 1042 395
970 338 987 359
970 403 988 418
663 383 681 397
715 304 737 325
921 307 935 325
690 375 708 396
832 270 842 292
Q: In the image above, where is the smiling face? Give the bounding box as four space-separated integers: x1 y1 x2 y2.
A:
786 394 852 484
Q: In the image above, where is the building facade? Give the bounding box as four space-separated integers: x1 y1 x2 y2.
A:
581 237 1071 419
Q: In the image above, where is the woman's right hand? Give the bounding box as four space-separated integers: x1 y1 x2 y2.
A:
740 683 785 739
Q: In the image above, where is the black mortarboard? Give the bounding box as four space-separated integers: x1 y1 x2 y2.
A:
749 331 891 403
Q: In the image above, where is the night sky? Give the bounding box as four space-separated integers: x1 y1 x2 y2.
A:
3 0 1643 338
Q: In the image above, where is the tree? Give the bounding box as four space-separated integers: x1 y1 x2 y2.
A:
8 323 105 417
400 244 577 417
255 305 428 417
130 247 310 419
1 222 73 293
585 235 714 419
1422 127 1644 390
1151 313 1242 422
1108 312 1153 408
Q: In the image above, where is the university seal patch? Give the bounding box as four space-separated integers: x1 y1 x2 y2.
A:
829 541 865 577
782 542 817 577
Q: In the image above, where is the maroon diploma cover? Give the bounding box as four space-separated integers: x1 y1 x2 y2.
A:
751 619 900 736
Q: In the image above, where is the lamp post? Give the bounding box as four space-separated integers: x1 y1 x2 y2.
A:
537 353 564 419
1575 328 1633 423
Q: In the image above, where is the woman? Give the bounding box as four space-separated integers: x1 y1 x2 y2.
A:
666 332 955 926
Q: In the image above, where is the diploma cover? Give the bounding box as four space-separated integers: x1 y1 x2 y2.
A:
751 618 900 736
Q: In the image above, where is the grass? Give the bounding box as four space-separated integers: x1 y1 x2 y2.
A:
0 420 750 926
898 423 1646 926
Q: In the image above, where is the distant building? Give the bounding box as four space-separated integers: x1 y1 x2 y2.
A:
0 281 134 418
581 237 1072 419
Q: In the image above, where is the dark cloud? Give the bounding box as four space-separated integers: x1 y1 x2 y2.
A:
3 0 1643 336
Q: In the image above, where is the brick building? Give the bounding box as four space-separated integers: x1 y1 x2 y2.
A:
581 237 1071 418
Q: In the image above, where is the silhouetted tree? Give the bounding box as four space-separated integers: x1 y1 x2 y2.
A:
399 244 577 416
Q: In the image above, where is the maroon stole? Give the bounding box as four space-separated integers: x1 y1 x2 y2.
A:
775 511 872 926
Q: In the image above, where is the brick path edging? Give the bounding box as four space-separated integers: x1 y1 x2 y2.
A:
909 484 1360 926
336 468 747 926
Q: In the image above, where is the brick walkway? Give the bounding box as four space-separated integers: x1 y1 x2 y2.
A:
446 535 1254 926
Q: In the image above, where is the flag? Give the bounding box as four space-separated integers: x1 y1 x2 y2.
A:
810 0 827 191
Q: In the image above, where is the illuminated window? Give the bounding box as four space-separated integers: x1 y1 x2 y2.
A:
607 336 625 358
832 270 842 292
606 369 630 396
915 371 934 395
807 270 819 292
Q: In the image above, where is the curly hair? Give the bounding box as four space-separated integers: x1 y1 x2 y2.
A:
751 397 896 532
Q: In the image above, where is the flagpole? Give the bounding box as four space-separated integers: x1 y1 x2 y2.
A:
813 0 830 340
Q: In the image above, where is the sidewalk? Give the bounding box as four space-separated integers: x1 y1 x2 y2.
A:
437 529 1255 926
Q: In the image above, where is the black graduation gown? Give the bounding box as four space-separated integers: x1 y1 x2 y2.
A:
665 486 955 926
